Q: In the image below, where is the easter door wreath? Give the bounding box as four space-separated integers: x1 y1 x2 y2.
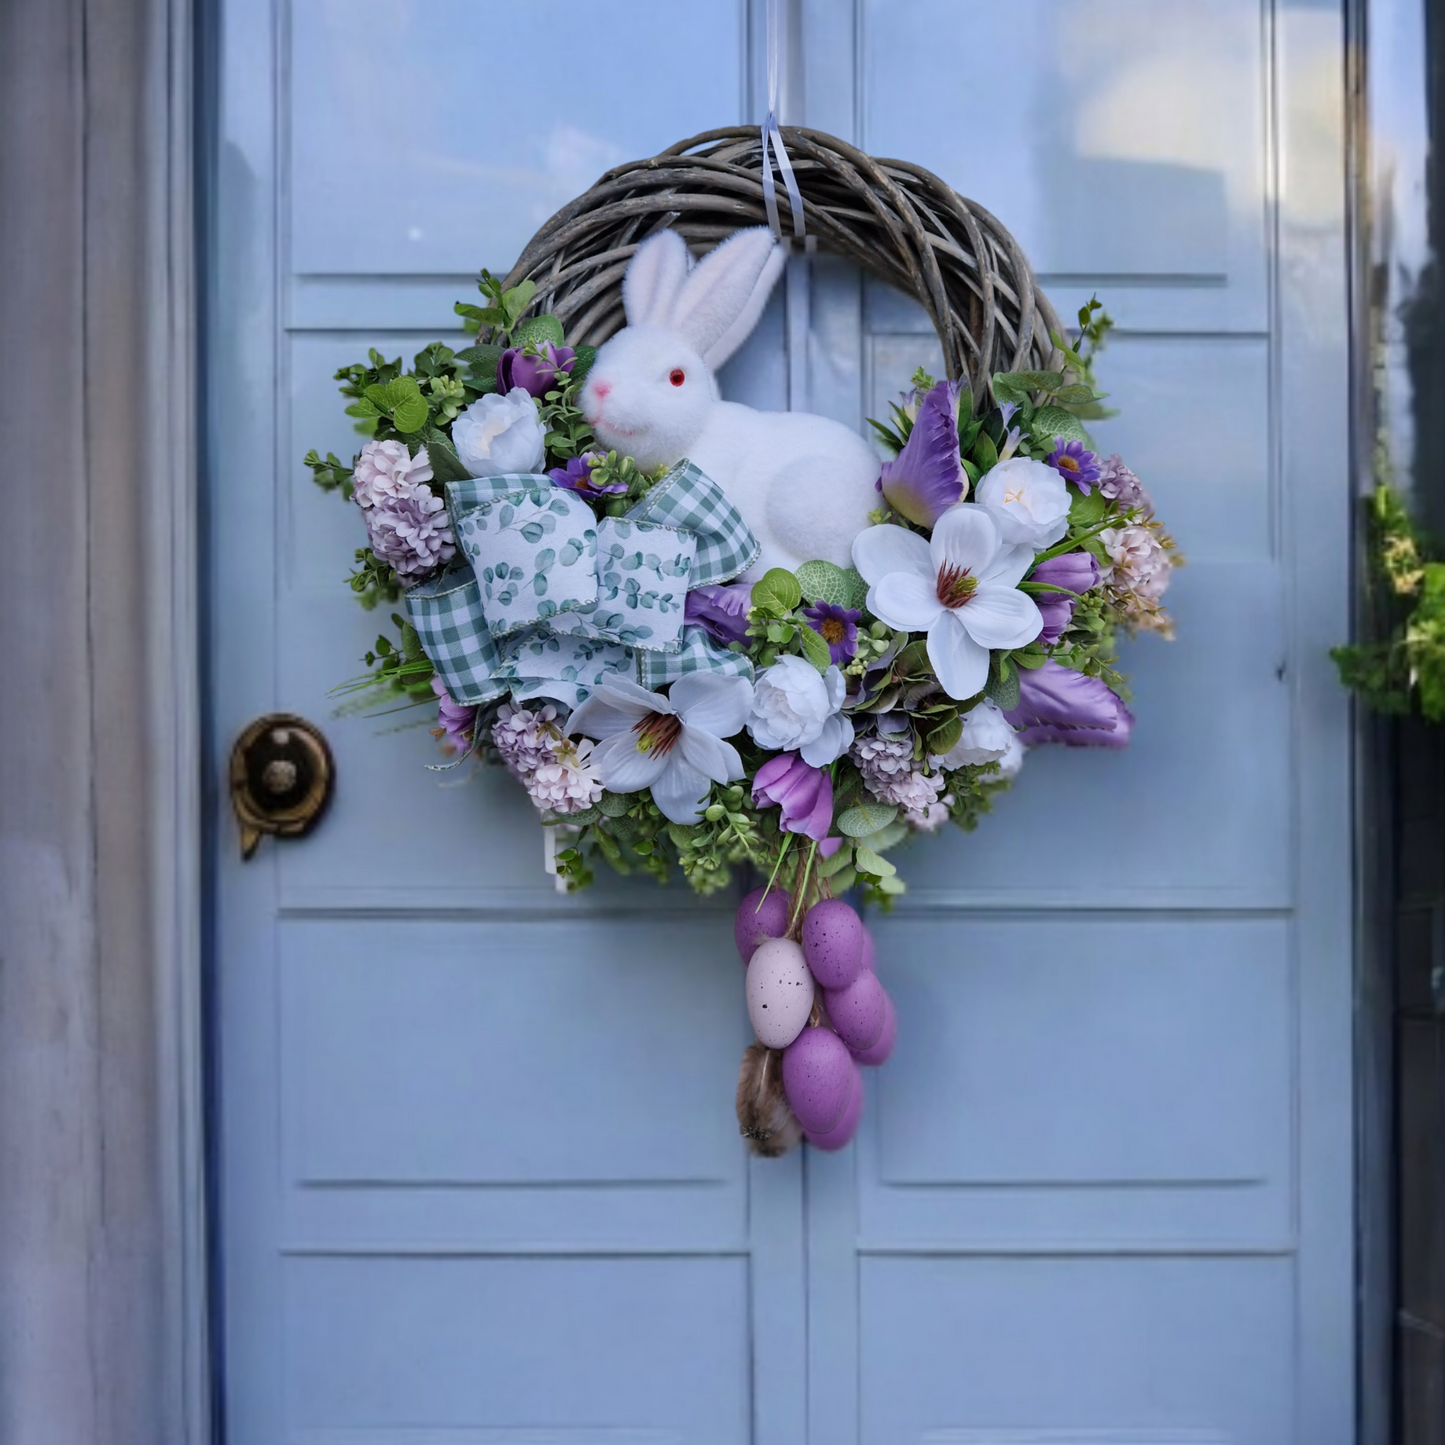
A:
305 127 1178 1155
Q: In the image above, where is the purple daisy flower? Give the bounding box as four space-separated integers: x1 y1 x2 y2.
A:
877 379 966 526
549 451 627 498
803 600 861 664
1045 438 1102 494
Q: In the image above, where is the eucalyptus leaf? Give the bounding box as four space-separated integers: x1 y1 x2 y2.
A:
842 567 869 609
854 844 897 878
985 656 1021 711
597 790 635 817
876 874 907 895
837 801 899 838
816 842 854 877
751 567 802 614
392 395 429 433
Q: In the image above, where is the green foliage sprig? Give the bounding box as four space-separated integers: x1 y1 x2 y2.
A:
1333 484 1445 720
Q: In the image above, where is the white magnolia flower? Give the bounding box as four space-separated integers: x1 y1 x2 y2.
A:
452 386 547 477
747 655 854 766
567 673 754 825
852 506 1043 701
933 696 1014 769
974 457 1070 549
351 438 434 508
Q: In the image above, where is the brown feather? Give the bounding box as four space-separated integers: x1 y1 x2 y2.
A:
736 1043 802 1157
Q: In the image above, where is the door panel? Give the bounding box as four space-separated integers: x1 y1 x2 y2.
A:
212 2 1354 1443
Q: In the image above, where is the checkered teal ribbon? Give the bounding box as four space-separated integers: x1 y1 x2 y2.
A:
406 459 758 706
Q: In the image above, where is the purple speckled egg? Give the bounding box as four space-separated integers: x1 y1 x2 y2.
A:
801 898 864 990
805 1063 863 1151
824 969 887 1052
782 1026 854 1134
849 989 896 1067
745 938 815 1048
735 887 793 964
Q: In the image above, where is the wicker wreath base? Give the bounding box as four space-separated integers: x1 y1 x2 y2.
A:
502 126 1064 410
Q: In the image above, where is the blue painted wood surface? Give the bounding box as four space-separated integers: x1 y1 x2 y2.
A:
211 2 1355 1441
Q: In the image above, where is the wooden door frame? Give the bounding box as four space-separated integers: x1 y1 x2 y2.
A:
0 0 209 1441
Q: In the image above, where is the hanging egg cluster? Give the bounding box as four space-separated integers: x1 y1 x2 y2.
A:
735 889 896 1152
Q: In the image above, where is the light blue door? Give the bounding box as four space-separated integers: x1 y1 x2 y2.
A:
211 3 1356 1442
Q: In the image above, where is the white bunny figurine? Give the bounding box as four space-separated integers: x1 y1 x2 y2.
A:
580 226 882 578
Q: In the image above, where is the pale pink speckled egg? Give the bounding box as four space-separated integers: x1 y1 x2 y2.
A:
782 1025 854 1134
824 969 887 1052
745 937 815 1048
801 898 864 990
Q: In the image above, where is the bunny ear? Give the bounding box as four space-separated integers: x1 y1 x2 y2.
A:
623 229 692 328
667 227 786 370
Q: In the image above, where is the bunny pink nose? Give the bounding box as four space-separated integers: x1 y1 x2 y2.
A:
592 380 612 399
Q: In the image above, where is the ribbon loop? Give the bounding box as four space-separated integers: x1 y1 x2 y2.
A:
406 460 760 708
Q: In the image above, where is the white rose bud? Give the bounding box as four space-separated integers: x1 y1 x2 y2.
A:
974 456 1071 550
451 387 547 477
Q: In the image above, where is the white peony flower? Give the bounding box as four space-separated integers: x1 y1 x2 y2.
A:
904 796 952 832
351 439 434 508
452 387 547 477
933 697 1014 769
566 673 754 826
746 655 854 766
852 505 1043 702
974 457 1070 549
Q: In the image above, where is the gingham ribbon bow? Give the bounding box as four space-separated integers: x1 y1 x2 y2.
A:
406 460 759 710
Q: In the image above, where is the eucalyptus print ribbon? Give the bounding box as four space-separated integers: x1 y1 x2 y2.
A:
406 459 759 710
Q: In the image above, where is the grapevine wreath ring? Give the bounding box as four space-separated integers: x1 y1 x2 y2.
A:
500 125 1066 393
306 126 1176 1155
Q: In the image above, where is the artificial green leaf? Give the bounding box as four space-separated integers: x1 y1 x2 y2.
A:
424 429 469 485
1011 369 1066 391
854 844 897 878
751 567 802 614
1052 383 1106 404
876 874 907 895
597 790 635 817
512 314 566 348
817 842 854 877
827 865 858 893
571 344 597 380
344 399 380 418
970 429 999 471
392 394 428 433
927 712 963 756
867 821 910 852
1029 405 1090 447
795 559 851 605
837 801 899 838
985 655 1020 711
797 623 833 672
1069 487 1107 526
842 567 869 609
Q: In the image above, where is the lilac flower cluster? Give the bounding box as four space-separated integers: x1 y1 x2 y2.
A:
492 702 603 815
352 439 455 582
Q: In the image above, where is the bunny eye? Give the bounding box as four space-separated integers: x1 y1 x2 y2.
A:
669 369 686 387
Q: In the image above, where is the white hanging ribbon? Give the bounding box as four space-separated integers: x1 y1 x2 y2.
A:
760 0 806 246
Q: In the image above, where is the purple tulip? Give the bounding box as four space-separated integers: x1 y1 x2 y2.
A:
1029 550 1100 644
878 379 966 527
685 583 753 646
803 600 861 664
1005 660 1133 748
1045 438 1102 494
497 341 576 399
549 451 627 498
752 752 835 842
